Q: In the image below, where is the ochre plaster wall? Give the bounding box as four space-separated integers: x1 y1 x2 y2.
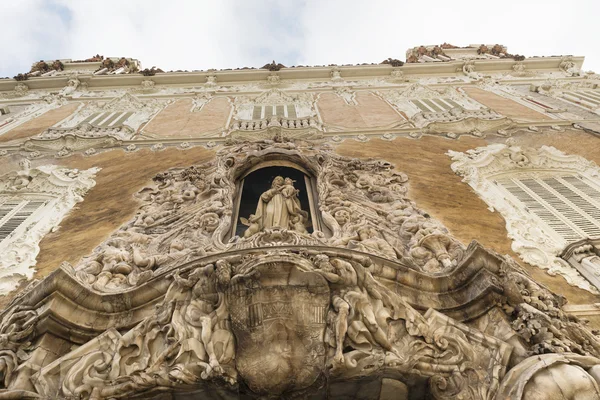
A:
510 129 600 166
334 136 600 305
317 92 403 129
143 98 231 137
0 147 215 308
2 131 599 308
462 87 552 122
0 103 80 144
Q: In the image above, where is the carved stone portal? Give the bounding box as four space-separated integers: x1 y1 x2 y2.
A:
2 138 600 399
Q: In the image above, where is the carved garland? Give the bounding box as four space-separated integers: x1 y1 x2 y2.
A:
449 143 600 293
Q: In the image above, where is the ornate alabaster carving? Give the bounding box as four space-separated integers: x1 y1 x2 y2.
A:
39 251 512 399
379 84 485 122
240 175 309 237
69 138 465 294
449 144 600 292
3 139 600 398
58 92 166 132
333 87 357 105
0 161 99 293
0 83 30 99
190 92 213 112
559 56 581 77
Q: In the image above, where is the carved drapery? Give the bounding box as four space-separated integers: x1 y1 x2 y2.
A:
449 144 600 293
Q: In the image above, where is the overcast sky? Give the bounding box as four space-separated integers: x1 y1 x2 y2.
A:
1 0 598 78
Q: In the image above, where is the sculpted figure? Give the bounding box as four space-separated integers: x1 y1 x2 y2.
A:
8 159 33 190
314 255 395 365
242 175 308 237
335 226 397 259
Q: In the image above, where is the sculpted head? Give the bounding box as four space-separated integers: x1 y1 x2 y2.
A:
272 176 284 188
358 227 376 241
18 159 31 170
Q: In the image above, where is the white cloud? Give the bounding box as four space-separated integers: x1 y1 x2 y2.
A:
0 0 598 77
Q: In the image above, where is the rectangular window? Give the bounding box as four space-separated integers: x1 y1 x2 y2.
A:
80 111 133 127
561 90 600 110
410 98 461 113
251 105 297 120
497 175 600 243
0 197 47 243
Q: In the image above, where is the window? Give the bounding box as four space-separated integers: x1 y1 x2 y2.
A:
0 196 49 245
410 98 462 113
79 111 134 128
0 164 98 293
231 163 320 239
496 175 600 245
560 89 600 111
251 104 297 120
449 144 600 293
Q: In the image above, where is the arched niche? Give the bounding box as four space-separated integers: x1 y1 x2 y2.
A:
229 159 322 239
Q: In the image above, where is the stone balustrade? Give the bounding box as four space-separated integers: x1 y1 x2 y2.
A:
232 116 321 131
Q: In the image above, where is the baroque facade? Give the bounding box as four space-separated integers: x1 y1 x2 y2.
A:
0 46 600 399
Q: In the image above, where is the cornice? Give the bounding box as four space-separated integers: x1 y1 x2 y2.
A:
3 241 505 344
0 56 584 93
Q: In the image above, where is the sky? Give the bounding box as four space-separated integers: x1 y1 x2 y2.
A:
1 0 599 78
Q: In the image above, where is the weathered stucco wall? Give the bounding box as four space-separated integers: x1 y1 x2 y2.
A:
462 87 552 122
0 103 80 144
317 92 404 129
335 135 600 305
143 98 231 137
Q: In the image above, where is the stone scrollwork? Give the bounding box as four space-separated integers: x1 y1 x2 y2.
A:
449 143 600 293
0 161 99 293
45 251 512 399
4 138 600 398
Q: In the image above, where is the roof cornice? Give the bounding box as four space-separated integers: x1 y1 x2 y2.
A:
0 56 585 93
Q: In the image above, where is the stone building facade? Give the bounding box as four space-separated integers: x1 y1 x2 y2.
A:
0 45 600 399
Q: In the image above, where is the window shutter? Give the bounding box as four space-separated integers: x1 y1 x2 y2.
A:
0 198 47 242
287 105 297 118
410 98 461 113
252 106 262 120
497 175 600 243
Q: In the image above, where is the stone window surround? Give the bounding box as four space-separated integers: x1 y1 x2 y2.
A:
0 163 99 294
449 144 600 293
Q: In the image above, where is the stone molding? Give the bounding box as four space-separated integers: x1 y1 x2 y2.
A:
1 139 600 398
449 144 600 292
0 161 99 293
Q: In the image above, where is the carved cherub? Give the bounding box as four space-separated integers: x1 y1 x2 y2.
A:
314 255 395 366
8 159 33 190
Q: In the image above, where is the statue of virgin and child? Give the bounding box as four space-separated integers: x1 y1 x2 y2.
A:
240 176 309 238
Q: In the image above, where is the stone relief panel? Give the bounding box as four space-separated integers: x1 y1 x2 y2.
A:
1 139 600 398
0 160 99 293
449 143 600 293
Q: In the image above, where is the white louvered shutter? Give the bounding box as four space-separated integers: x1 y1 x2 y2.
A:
497 175 600 244
0 197 47 243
